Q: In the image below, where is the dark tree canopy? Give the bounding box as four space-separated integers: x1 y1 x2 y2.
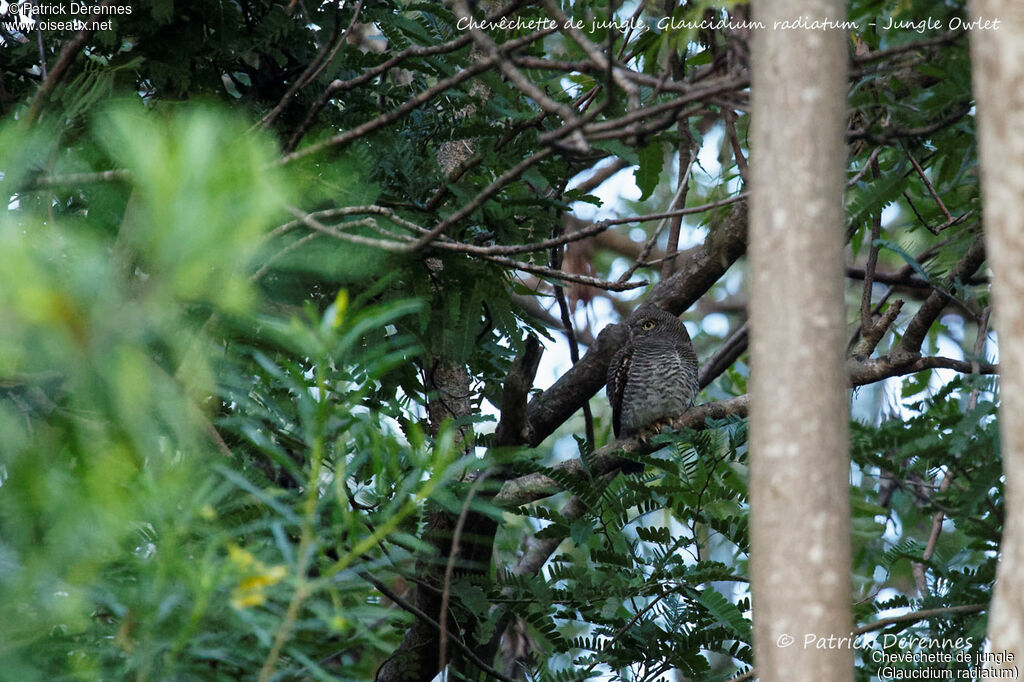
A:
0 0 1000 680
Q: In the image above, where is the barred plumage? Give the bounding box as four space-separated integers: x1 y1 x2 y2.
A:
607 305 699 439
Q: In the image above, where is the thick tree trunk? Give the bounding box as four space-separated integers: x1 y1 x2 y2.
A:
969 1 1024 665
748 1 853 680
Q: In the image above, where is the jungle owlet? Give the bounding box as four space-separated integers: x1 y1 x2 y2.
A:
606 305 699 440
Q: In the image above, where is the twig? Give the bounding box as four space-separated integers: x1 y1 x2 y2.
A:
859 156 883 333
850 300 904 359
723 109 749 185
482 253 647 292
846 146 883 188
661 133 696 280
895 236 986 359
571 157 631 195
452 0 585 149
281 28 556 165
552 262 594 448
252 232 320 281
905 147 953 224
255 0 362 131
850 29 965 65
539 0 640 112
848 101 972 144
576 77 749 137
286 35 472 151
25 0 117 122
856 603 986 635
697 322 748 390
412 148 554 250
617 152 697 283
511 55 720 95
849 354 997 387
846 266 987 290
512 294 596 346
36 25 48 80
285 205 414 252
438 472 491 673
278 205 648 289
358 571 519 682
24 169 132 190
913 306 992 595
297 0 364 88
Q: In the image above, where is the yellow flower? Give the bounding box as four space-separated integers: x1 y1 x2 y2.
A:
227 543 255 570
329 289 348 330
228 547 287 610
230 590 267 610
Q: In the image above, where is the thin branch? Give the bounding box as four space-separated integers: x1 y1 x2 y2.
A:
662 133 696 280
412 148 554 250
252 232 321 282
849 353 997 386
438 472 491 673
579 78 748 137
298 0 364 88
359 571 519 682
850 300 904 359
512 55 714 95
848 101 972 144
553 273 594 447
895 236 986 359
284 205 414 252
539 0 641 112
286 34 472 151
278 205 648 289
850 29 965 65
846 146 883 188
25 0 117 122
452 0 585 149
860 159 884 331
482 253 647 292
856 603 986 635
36 26 48 80
905 147 953 223
697 322 748 390
616 154 696 283
723 109 749 185
846 265 988 289
512 294 596 346
281 27 557 165
418 196 746 257
24 169 132 191
255 0 362 131
571 157 631 195
913 306 992 595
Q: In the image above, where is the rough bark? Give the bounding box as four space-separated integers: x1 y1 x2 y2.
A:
748 1 854 681
969 0 1024 665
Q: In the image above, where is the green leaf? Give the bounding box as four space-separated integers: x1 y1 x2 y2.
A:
634 141 665 202
697 588 752 640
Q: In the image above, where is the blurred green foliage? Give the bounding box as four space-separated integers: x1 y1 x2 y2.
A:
0 105 459 680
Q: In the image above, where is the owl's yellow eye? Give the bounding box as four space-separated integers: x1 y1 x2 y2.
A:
641 320 655 330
